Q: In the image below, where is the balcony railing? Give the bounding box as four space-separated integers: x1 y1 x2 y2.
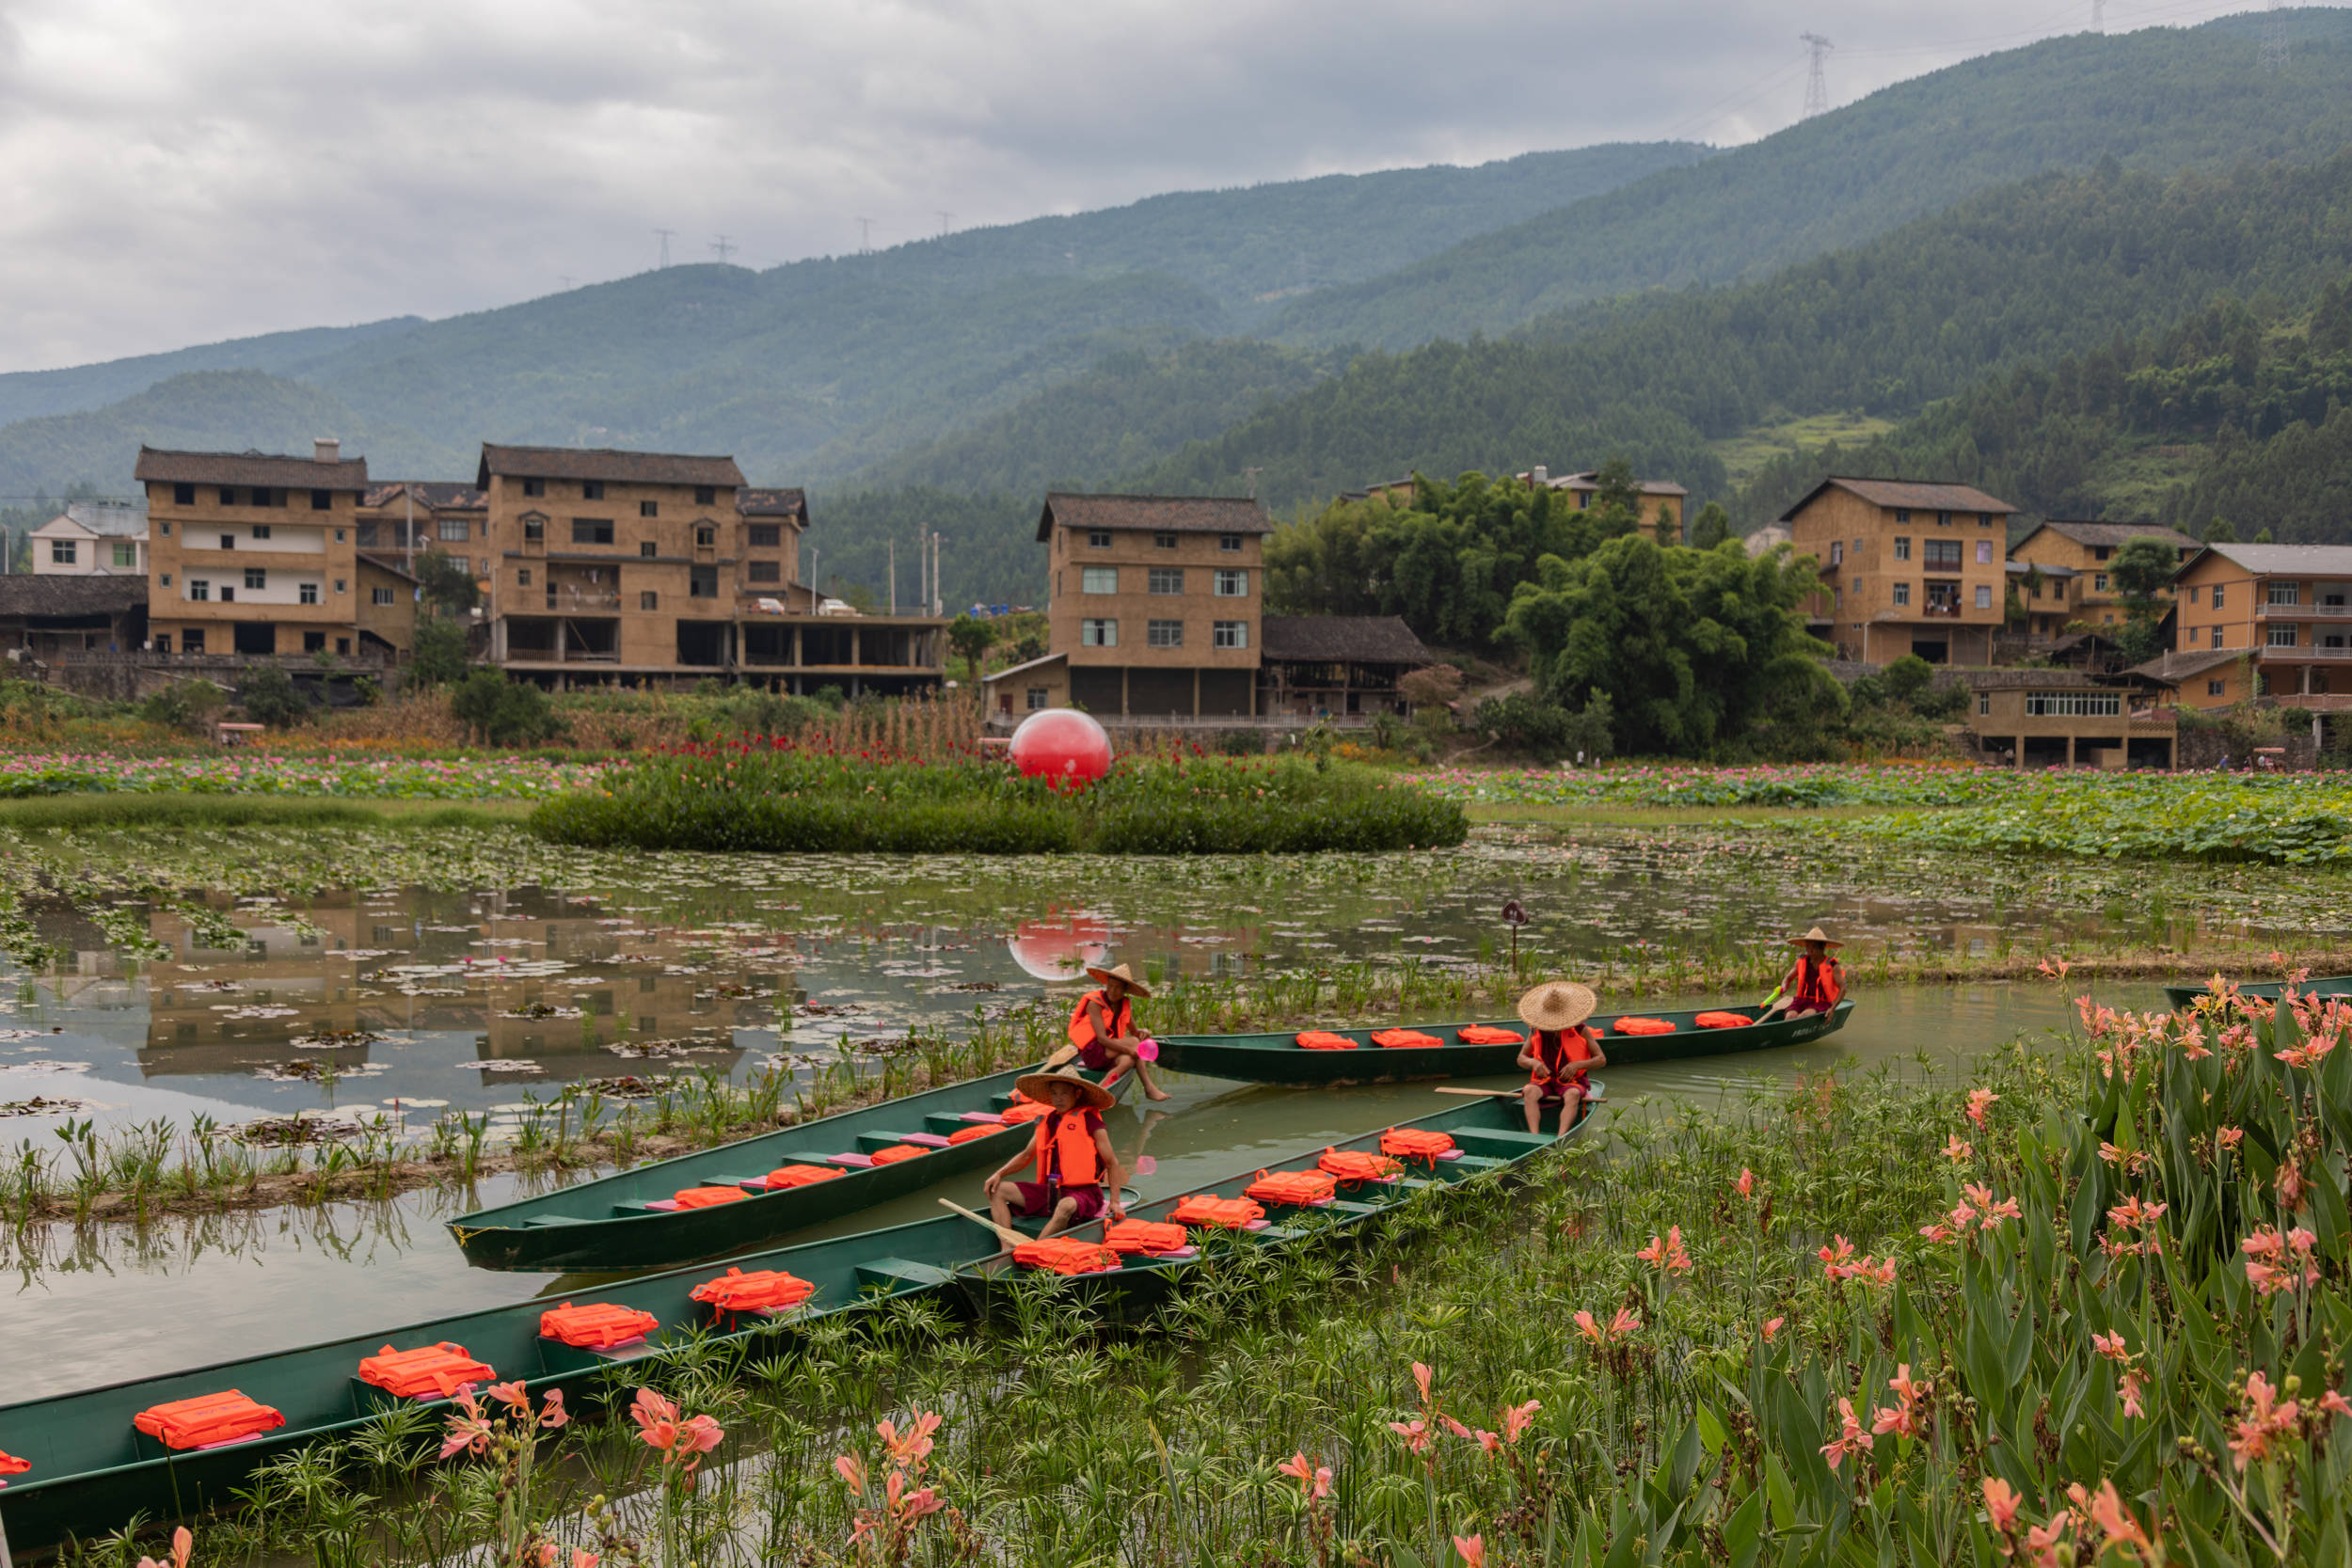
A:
544 590 622 611
2258 642 2352 659
2257 601 2352 618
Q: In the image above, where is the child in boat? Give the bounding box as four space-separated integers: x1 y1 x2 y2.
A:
1759 927 1845 1022
1516 979 1605 1135
984 1067 1127 1239
1067 962 1172 1101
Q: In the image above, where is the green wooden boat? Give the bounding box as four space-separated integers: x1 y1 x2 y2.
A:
0 1213 1010 1556
1150 1000 1854 1085
2162 974 2352 1011
951 1083 1602 1323
448 1060 1127 1271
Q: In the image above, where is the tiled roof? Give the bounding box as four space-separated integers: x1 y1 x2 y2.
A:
0 575 149 618
1778 476 2014 521
2194 543 2352 576
1036 492 1269 542
364 481 485 510
355 552 421 582
1261 615 1436 665
2125 648 2244 685
978 651 1069 684
39 502 148 537
1549 470 1690 498
2028 519 2201 550
739 487 808 520
475 444 746 488
134 446 370 489
1961 667 2137 690
2006 560 2078 578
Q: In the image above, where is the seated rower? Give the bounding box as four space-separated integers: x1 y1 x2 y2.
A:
1759 927 1845 1022
1069 962 1171 1102
1516 979 1605 1135
985 1067 1127 1240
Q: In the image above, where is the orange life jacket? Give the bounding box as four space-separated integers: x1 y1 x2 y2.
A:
1380 1128 1457 1162
1000 1100 1052 1125
0 1448 26 1478
1247 1169 1338 1206
671 1185 748 1209
1013 1236 1121 1275
1455 1024 1524 1045
1295 1030 1359 1050
691 1266 816 1312
1788 956 1843 1012
1170 1194 1266 1228
1067 989 1133 1052
870 1145 926 1164
1612 1017 1676 1036
1693 1011 1749 1030
1371 1028 1445 1049
539 1301 660 1349
357 1342 494 1401
1319 1148 1403 1182
765 1164 843 1188
1530 1030 1597 1088
135 1391 285 1450
1104 1218 1190 1255
1031 1109 1101 1187
947 1124 1000 1145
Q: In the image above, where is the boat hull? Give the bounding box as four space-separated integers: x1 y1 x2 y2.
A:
1150 1001 1853 1085
2161 973 2352 1011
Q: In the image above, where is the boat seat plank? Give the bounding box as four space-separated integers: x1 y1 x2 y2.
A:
1453 1130 1556 1155
523 1214 593 1227
1444 1154 1508 1172
1328 1199 1385 1216
856 1259 957 1291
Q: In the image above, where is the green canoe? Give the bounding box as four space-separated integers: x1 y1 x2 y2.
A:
1150 1000 1854 1085
953 1083 1602 1323
448 1059 1128 1271
2162 973 2352 1011
0 1212 1009 1555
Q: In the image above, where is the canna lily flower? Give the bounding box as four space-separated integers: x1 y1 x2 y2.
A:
2119 1370 2147 1419
1441 1415 1476 1442
2087 1481 2156 1558
135 1526 194 1568
2023 1517 2071 1568
2090 1330 2130 1363
1818 1235 1855 1270
1919 1221 1958 1243
1607 1307 1642 1338
2320 1388 2352 1419
1389 1418 1433 1456
488 1381 530 1412
2229 1371 2301 1468
1982 1477 2022 1531
1412 1361 1434 1405
1454 1534 1486 1568
1964 1088 1998 1126
1277 1451 1333 1499
538 1389 567 1430
1762 1316 1785 1342
1500 1400 1541 1443
1735 1167 1756 1198
1573 1309 1601 1343
438 1386 496 1460
1820 1398 1873 1471
878 1411 941 1465
2217 1126 2244 1149
1941 1136 1973 1163
834 1453 867 1493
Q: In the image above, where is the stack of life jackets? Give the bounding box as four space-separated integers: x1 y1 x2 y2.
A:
539 1301 660 1351
135 1391 286 1451
947 1124 1001 1145
690 1266 816 1313
1170 1194 1266 1229
1295 1030 1358 1051
670 1185 749 1209
1104 1218 1190 1256
1612 1017 1676 1036
356 1342 494 1402
762 1164 842 1189
1693 1011 1749 1030
1000 1100 1052 1125
1320 1148 1403 1182
1013 1236 1121 1275
0 1448 26 1481
1380 1128 1457 1164
1371 1028 1444 1049
1246 1169 1338 1206
869 1145 926 1165
1455 1025 1524 1045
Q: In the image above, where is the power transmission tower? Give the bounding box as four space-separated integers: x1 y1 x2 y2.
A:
1801 34 1834 119
559 274 575 291
2091 0 2105 33
936 211 954 237
710 235 736 263
654 229 675 268
2262 0 2289 71
856 217 874 254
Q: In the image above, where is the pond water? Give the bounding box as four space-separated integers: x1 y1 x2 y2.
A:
2 979 2166 1401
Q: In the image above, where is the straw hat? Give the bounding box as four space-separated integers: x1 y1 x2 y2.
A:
1516 980 1597 1033
1083 961 1153 999
1787 926 1845 950
1014 1065 1116 1112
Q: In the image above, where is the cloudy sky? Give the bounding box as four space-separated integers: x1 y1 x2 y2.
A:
0 0 2305 372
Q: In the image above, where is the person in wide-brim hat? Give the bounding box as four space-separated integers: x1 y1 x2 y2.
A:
1013 1065 1116 1112
1065 962 1170 1101
1762 926 1847 1022
1513 980 1605 1137
986 1066 1125 1240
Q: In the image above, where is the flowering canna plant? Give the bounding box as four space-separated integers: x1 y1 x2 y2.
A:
436 1383 568 1568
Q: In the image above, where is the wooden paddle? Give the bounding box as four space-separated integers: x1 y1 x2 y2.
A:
1044 1043 1080 1068
1434 1085 1515 1095
938 1197 1026 1248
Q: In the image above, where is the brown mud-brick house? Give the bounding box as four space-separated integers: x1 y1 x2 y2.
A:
0 576 149 662
357 482 490 586
1961 668 2177 770
1783 477 2014 665
2007 519 2201 636
136 441 389 657
2166 542 2352 709
1260 615 1435 718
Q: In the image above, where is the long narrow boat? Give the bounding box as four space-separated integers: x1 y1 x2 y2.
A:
1150 1001 1853 1085
2162 973 2352 1011
952 1084 1602 1323
448 1060 1126 1271
0 1213 1007 1555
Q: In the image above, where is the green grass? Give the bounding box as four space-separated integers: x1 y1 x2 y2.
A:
0 794 535 832
1466 801 1921 826
1710 409 1899 488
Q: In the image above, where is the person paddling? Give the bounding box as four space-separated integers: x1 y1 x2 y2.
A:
1068 962 1171 1102
1760 927 1845 1022
1516 979 1605 1135
985 1067 1126 1239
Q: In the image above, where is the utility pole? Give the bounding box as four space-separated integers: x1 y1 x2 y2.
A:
889 537 898 616
654 229 675 268
1243 467 1263 500
932 531 943 616
856 218 874 254
937 211 954 237
2262 0 2289 71
404 485 416 577
559 274 575 291
1801 33 1834 119
710 235 736 263
2090 0 2104 32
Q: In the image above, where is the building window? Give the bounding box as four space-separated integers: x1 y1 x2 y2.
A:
2268 581 2301 605
220 487 240 506
582 481 605 499
1215 568 1248 597
303 631 326 653
690 566 718 598
523 516 545 543
1893 510 1910 524
1976 540 1994 563
641 500 659 517
2187 586 2200 604
218 585 235 602
1088 530 1112 548
695 486 716 505
1214 620 1248 649
251 524 271 540
2188 626 2201 645
1833 587 1842 610
1828 542 1843 566
160 522 170 536
2209 679 2227 696
159 574 171 588
2025 692 2121 717
1975 584 1994 610
153 635 170 653
173 483 195 505
1149 567 1184 594
334 528 345 543
522 478 545 497
245 567 267 590
748 561 781 583
1082 567 1118 594
49 540 75 565
1154 531 1178 549
1220 533 1243 552
2213 585 2226 610
336 637 350 655
695 524 715 548
188 580 210 601
2269 626 2298 647
1977 692 1991 716
641 591 659 610
1936 511 1951 527
1979 513 1995 528
182 629 204 653
310 489 331 511
641 541 657 558
572 518 614 545
2094 573 2109 593
1892 537 1910 562
300 582 320 605
437 516 469 542
1924 539 1963 571
1081 618 1118 647
1147 619 1184 648
749 523 781 547
1025 686 1049 710
2214 626 2227 647
1892 581 1911 607
373 587 395 606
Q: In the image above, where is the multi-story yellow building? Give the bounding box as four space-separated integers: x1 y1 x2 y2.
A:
1784 477 2014 665
2007 519 2201 636
2166 542 2352 707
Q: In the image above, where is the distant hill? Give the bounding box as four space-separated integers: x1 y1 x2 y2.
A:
1263 11 2352 352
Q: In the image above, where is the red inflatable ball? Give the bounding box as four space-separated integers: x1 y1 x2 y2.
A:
1009 709 1113 789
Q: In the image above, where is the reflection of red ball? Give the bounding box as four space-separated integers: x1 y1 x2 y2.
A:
1009 709 1113 788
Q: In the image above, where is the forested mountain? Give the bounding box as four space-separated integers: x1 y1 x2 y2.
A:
1729 285 2352 542
1263 10 2352 352
1132 155 2352 510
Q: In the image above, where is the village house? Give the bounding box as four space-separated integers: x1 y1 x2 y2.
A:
2164 541 2352 708
0 576 148 662
1960 668 2178 769
1783 477 2015 665
29 501 148 577
2006 519 2201 636
1512 467 1687 539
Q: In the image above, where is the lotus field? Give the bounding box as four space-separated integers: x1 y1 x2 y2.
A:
0 752 607 800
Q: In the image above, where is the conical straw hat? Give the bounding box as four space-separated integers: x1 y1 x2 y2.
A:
1787 926 1845 949
1516 980 1597 1033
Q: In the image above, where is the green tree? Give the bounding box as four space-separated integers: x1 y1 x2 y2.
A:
450 669 561 746
1881 655 1935 708
409 616 469 688
946 614 999 678
238 665 311 729
2203 517 2238 543
414 550 480 617
2110 535 2183 617
1688 501 1732 551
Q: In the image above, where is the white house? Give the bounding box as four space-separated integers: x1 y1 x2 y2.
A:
31 502 148 577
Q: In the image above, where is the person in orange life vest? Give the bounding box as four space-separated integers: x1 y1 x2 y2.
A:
1759 927 1846 1022
985 1067 1126 1239
1515 979 1605 1136
1068 961 1171 1102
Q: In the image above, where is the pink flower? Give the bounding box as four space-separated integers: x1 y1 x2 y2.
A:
1964 1088 1998 1127
1735 1167 1756 1198
1454 1533 1486 1568
1573 1309 1600 1343
2120 1370 2147 1419
135 1527 194 1568
1608 1307 1642 1338
1820 1398 1873 1471
438 1386 496 1460
1278 1451 1333 1499
1942 1136 1973 1163
1818 1235 1854 1273
1500 1400 1541 1443
2217 1126 2244 1149
538 1389 567 1430
1761 1316 1785 1342
1411 1361 1434 1405
834 1453 867 1493
1634 1227 1691 1272
2320 1388 2352 1419
1982 1477 2021 1531
2088 1481 2155 1555
1389 1418 1433 1456
2090 1331 2130 1364
878 1411 941 1466
2230 1371 2301 1469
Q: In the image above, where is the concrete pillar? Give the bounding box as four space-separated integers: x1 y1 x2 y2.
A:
2066 735 2076 768
1120 666 1130 717
850 626 861 668
1192 667 1200 717
792 623 803 668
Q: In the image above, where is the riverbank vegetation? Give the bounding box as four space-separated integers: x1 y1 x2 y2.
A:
71 981 2352 1565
